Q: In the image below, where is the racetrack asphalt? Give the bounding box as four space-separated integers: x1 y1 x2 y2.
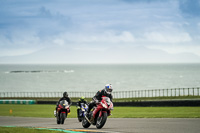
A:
0 116 200 133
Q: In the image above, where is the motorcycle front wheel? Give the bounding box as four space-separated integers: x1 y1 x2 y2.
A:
60 113 66 124
96 112 107 129
78 116 82 122
82 117 91 128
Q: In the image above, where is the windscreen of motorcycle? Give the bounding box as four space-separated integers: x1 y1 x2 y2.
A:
102 97 111 106
60 100 69 107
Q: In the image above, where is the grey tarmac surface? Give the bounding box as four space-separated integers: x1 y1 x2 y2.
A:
0 116 200 133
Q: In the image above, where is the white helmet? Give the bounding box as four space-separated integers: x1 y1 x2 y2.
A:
104 84 113 94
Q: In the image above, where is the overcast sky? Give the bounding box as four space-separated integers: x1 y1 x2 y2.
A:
0 0 200 63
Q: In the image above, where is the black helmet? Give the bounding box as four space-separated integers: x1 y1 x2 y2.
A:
63 92 68 98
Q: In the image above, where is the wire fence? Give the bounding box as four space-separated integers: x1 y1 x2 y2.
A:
0 87 199 99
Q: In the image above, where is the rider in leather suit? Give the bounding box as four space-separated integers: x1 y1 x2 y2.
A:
87 84 113 115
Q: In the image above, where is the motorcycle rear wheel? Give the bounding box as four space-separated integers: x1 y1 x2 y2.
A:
96 112 107 129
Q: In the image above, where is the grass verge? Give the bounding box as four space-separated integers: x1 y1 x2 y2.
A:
0 104 200 118
0 127 66 133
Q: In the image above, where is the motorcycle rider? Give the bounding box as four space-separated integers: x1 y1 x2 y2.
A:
86 84 113 122
76 96 87 117
56 92 72 112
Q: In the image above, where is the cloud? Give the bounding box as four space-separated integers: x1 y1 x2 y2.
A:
38 6 52 17
0 31 44 56
148 44 200 57
144 32 192 43
53 31 135 45
121 0 165 3
0 0 200 63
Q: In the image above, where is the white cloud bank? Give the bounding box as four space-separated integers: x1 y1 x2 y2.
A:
0 0 200 63
144 32 192 43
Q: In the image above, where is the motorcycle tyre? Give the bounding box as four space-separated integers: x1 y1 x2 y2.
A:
78 116 82 122
56 113 60 124
82 117 91 128
60 113 66 124
96 112 107 129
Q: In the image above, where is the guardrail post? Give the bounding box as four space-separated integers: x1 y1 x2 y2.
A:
166 89 168 97
171 89 172 97
193 88 194 96
175 88 176 97
132 91 133 98
138 91 140 98
163 89 165 97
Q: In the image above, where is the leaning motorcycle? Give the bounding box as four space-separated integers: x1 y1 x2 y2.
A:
77 103 88 122
55 100 70 124
82 97 113 129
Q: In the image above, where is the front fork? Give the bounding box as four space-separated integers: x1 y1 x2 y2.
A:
98 110 108 117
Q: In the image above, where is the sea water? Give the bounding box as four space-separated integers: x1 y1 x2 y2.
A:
0 64 200 92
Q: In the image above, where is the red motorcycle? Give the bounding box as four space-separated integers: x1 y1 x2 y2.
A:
56 100 70 124
82 97 113 129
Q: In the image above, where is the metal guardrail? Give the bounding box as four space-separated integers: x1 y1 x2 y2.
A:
0 88 199 99
112 87 200 98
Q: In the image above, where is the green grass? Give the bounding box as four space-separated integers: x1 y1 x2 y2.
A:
0 127 66 133
111 107 200 118
0 104 200 118
0 104 77 118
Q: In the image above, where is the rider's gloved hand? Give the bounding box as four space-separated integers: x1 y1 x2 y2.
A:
95 99 99 103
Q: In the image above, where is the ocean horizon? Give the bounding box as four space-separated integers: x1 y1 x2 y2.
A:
0 63 200 92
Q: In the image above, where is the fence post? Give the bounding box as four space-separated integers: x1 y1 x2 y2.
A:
167 89 168 97
163 89 165 97
193 88 194 96
155 90 157 97
188 88 189 96
132 91 133 98
171 89 172 97
175 88 176 97
135 90 137 98
148 90 150 97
